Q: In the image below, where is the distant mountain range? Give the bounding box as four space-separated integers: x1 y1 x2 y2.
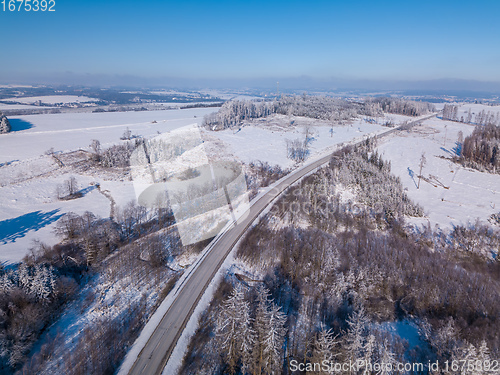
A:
1 72 499 94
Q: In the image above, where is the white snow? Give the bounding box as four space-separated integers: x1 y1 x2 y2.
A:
212 114 397 169
0 108 216 163
373 320 425 350
0 171 112 264
3 95 99 104
0 109 415 264
0 102 54 110
0 108 217 264
377 106 500 231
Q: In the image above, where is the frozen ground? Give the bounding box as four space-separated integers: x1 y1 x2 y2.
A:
0 108 405 264
0 102 53 110
0 108 216 264
213 113 409 168
0 108 215 163
377 108 500 231
447 102 500 119
3 95 99 104
0 170 115 264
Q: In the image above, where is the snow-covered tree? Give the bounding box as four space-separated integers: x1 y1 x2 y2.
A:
90 139 101 161
253 285 271 373
377 338 396 375
311 325 339 368
251 285 287 375
443 104 460 121
418 152 426 189
0 111 11 134
344 307 368 366
30 264 57 301
216 285 254 374
361 334 376 373
261 302 287 374
18 263 33 292
0 273 15 294
466 108 473 124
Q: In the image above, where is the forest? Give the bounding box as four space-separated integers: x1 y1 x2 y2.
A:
0 136 291 374
460 124 500 174
442 104 500 127
0 131 193 373
180 140 500 374
203 96 435 131
0 198 183 374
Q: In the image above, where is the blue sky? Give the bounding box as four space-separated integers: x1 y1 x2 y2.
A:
1 0 500 85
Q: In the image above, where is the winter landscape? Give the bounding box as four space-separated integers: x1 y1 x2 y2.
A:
1 1 500 374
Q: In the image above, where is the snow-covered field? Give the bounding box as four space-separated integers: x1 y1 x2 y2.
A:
214 114 407 169
0 108 215 163
378 105 500 231
1 105 481 266
0 108 216 264
4 99 500 374
0 102 53 110
3 95 99 104
0 168 119 263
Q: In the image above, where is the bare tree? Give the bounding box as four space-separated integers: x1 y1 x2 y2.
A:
418 152 426 189
56 176 79 199
286 138 308 162
90 139 101 162
304 125 313 147
53 212 82 239
121 127 132 140
66 176 78 196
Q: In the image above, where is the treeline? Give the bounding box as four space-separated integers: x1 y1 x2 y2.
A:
330 141 424 220
203 100 275 130
204 96 435 131
443 104 500 126
180 143 499 374
88 138 137 169
370 97 436 117
460 123 500 173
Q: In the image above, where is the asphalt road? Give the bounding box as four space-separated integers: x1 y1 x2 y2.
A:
127 113 436 375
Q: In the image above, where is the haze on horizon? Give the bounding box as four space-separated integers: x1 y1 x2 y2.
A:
2 0 500 90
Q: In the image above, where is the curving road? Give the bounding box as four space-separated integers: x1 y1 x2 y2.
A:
126 114 436 375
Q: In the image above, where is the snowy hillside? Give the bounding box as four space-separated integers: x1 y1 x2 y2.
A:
0 103 420 264
377 103 500 230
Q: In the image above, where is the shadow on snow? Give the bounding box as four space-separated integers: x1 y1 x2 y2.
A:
0 209 64 244
8 119 34 132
